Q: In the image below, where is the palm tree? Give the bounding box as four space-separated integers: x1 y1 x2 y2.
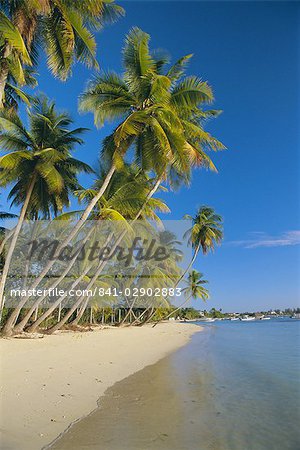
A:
0 0 124 107
2 67 37 112
74 163 170 222
44 172 172 333
17 165 169 333
80 27 223 184
160 270 209 322
0 7 32 107
20 27 224 309
0 96 93 335
176 206 223 286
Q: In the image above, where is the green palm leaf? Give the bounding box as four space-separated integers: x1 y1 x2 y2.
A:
0 11 31 64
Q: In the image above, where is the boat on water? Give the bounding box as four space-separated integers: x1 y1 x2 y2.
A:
230 317 239 321
240 316 256 321
205 318 216 322
260 316 271 320
291 313 300 319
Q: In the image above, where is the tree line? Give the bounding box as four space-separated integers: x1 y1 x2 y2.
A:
0 1 224 336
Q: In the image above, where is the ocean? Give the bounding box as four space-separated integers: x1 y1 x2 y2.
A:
50 318 300 450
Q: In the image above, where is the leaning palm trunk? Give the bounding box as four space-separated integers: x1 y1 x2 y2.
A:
174 243 200 288
131 306 151 325
2 165 116 335
135 306 155 326
65 176 164 329
142 307 158 325
0 175 36 336
153 294 192 326
119 296 137 326
0 66 8 109
13 226 96 333
22 165 116 293
0 45 11 109
49 176 163 332
26 231 114 333
0 227 15 256
26 261 95 333
151 244 201 328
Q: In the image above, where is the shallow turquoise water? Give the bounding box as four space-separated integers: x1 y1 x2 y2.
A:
51 318 300 450
174 318 300 450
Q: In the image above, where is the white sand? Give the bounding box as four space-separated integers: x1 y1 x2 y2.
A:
0 322 201 450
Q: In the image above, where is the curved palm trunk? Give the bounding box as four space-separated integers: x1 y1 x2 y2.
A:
0 46 10 109
136 306 155 327
152 294 192 327
13 226 95 333
26 230 113 332
142 307 157 325
57 175 164 331
1 175 36 336
70 297 89 326
46 289 88 333
26 261 94 333
119 297 136 325
174 243 200 288
0 66 8 109
23 165 116 293
2 165 116 333
150 244 201 328
0 227 15 256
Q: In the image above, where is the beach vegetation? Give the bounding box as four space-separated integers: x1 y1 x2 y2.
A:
0 25 224 336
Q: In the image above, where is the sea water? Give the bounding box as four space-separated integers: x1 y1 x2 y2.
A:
51 318 300 450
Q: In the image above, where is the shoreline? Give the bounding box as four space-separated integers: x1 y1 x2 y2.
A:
0 322 201 450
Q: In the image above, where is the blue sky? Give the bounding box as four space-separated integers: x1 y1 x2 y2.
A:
1 1 299 312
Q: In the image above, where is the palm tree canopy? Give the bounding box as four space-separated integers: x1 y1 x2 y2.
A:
184 206 223 254
182 269 209 300
0 0 124 79
65 163 170 222
80 27 225 185
0 95 93 218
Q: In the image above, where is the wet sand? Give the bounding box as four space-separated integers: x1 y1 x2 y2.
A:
50 329 222 450
0 323 200 450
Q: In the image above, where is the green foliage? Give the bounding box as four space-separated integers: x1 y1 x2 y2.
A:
80 27 225 185
184 206 223 254
0 95 93 218
182 269 209 301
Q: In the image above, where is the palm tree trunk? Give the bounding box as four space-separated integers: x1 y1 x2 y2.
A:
70 297 89 326
150 244 201 329
137 307 155 326
33 307 38 322
55 175 164 332
174 243 200 288
120 297 136 325
23 174 163 334
22 164 116 297
25 261 94 333
131 306 151 325
1 175 36 336
57 303 62 323
152 294 192 327
0 66 8 109
13 226 95 333
0 227 15 257
27 227 114 333
0 46 10 109
143 307 157 325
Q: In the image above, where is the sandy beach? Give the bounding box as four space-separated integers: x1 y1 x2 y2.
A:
0 322 200 450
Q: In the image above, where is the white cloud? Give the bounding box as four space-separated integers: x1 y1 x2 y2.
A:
229 230 300 249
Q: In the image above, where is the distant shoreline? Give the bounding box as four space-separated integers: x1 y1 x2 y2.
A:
0 322 201 450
